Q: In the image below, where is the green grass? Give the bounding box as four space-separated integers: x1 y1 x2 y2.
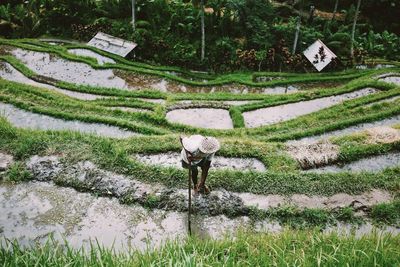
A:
1 230 400 266
0 115 399 197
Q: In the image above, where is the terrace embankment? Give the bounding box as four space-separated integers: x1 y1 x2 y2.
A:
0 152 398 252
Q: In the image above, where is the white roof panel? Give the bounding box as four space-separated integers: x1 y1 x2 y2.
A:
87 32 137 57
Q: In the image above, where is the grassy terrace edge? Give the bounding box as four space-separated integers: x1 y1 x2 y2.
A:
1 230 400 266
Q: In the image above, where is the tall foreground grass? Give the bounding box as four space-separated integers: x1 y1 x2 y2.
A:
1 230 399 266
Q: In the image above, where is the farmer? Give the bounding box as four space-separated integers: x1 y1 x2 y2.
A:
180 135 220 194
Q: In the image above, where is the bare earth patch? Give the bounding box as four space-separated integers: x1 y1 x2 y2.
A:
286 140 340 169
365 126 400 144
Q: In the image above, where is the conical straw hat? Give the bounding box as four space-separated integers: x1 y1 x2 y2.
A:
199 137 220 154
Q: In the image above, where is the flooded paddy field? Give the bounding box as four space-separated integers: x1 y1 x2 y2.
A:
304 151 400 174
11 48 132 90
4 46 344 95
243 88 377 128
166 108 233 129
0 102 137 138
291 115 400 143
0 61 109 100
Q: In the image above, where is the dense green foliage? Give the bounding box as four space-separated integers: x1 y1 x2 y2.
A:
1 0 399 71
1 231 400 266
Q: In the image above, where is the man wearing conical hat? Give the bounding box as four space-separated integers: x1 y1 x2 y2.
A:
180 135 220 195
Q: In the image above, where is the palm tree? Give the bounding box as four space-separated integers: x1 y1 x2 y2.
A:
292 0 303 54
131 0 135 30
350 0 362 59
191 0 207 61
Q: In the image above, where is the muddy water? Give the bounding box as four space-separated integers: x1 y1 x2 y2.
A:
243 88 378 128
305 152 400 173
0 102 137 138
0 181 251 251
11 48 131 90
166 108 234 129
379 76 400 86
0 62 109 100
134 152 267 172
290 115 400 143
67 49 115 65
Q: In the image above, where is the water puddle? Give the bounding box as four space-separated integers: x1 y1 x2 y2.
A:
166 108 233 129
134 152 266 172
305 152 400 173
0 61 108 100
11 48 131 90
243 88 378 128
0 102 137 138
379 76 400 86
67 48 115 65
290 115 400 143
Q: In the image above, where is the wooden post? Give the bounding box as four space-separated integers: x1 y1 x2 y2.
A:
187 158 192 236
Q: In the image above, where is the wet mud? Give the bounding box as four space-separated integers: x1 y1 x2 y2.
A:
0 102 137 139
243 88 378 128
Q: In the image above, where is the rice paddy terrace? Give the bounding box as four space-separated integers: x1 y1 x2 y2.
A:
0 38 400 253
